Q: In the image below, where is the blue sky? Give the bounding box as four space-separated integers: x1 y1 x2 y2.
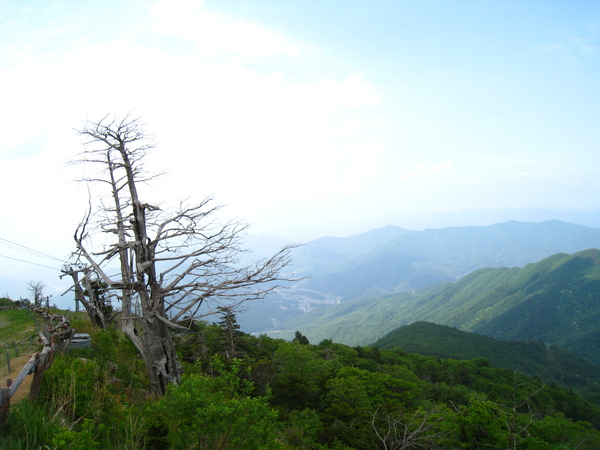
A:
1 0 599 303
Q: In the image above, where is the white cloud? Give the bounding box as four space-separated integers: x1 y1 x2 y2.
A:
146 70 383 216
0 0 385 248
339 117 385 139
534 35 597 65
507 171 529 178
338 138 384 195
400 161 453 181
149 0 297 59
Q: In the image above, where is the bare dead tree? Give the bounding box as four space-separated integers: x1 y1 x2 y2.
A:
503 371 546 450
371 406 448 449
60 265 118 328
27 281 46 308
68 115 298 395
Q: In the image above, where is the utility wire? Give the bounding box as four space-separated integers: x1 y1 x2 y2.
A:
0 253 62 270
0 236 64 262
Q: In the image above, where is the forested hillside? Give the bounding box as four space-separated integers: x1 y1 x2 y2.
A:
271 249 600 365
373 321 600 404
240 220 600 334
3 308 600 449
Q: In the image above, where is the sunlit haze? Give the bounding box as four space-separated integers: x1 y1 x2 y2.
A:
1 0 599 304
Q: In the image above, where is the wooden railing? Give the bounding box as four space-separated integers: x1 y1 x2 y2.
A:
0 307 76 430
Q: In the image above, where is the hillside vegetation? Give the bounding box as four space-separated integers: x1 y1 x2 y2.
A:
2 312 600 449
3 222 600 447
241 220 600 334
273 249 600 364
373 321 600 405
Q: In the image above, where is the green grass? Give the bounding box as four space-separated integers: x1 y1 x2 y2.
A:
0 309 35 338
0 400 61 449
0 309 39 360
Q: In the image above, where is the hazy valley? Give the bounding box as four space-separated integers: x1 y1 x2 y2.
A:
239 221 600 357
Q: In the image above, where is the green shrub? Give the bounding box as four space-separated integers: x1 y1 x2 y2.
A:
52 418 104 450
156 360 281 449
39 355 114 423
280 408 323 448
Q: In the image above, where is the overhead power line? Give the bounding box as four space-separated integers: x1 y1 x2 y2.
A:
0 253 61 270
0 237 64 262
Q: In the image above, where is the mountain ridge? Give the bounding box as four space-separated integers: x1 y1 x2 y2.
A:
289 219 600 299
240 220 600 334
268 248 600 365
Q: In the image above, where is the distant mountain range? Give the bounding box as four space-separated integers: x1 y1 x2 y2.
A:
289 220 600 297
230 218 600 405
256 207 600 243
239 220 600 336
268 248 600 365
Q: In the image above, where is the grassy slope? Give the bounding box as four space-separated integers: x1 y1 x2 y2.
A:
0 309 39 386
0 308 38 353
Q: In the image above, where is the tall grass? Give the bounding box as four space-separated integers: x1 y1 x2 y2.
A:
1 399 61 449
1 322 155 449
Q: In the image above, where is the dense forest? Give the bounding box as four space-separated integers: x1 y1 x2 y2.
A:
2 306 600 449
373 321 600 407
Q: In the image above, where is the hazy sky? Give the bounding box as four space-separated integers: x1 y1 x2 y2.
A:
1 0 599 302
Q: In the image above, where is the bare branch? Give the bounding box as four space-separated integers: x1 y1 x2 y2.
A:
68 115 298 395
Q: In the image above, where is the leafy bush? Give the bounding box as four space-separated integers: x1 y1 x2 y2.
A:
280 408 323 448
0 297 15 307
5 305 600 448
52 418 104 450
156 360 281 449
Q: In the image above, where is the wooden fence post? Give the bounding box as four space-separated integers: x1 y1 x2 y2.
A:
0 387 10 430
28 347 52 401
9 353 39 398
5 351 10 374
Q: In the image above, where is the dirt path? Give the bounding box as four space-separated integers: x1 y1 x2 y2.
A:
0 352 35 403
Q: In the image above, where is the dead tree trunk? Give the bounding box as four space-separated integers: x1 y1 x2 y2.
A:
139 314 181 394
69 116 297 395
61 267 107 328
